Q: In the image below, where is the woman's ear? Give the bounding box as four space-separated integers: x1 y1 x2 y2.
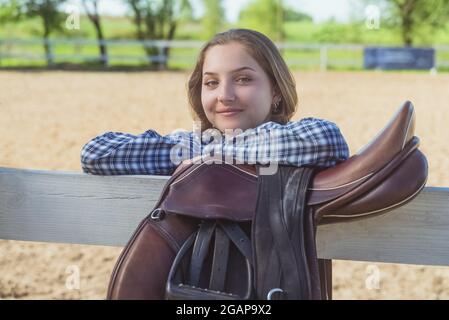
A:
272 95 281 105
272 86 281 104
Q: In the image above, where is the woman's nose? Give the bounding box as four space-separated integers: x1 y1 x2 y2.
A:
217 82 235 103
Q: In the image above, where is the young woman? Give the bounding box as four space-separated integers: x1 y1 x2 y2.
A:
81 29 349 175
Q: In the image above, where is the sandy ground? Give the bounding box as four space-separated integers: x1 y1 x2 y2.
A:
0 70 448 299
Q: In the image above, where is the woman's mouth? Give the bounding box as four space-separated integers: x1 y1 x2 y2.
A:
217 109 243 117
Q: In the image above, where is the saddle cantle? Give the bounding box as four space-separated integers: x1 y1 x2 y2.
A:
106 101 428 300
310 100 427 224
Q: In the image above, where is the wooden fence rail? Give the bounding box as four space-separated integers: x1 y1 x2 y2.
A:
1 39 449 69
1 166 449 267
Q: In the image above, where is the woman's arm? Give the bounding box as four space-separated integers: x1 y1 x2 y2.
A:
215 118 350 168
80 129 193 175
81 118 349 175
281 117 350 167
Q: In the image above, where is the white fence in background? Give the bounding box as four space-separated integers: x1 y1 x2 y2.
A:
1 38 449 70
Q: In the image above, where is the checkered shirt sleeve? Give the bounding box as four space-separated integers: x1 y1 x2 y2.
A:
81 118 349 175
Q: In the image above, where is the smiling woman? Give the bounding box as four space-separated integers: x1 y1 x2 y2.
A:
200 43 280 131
188 29 298 131
80 28 349 175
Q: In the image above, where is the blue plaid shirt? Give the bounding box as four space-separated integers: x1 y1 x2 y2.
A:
81 118 349 176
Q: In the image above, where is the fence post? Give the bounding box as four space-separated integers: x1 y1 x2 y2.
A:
158 44 164 70
44 38 54 66
99 39 108 68
320 46 328 71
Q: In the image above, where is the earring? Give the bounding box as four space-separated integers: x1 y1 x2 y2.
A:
272 101 280 114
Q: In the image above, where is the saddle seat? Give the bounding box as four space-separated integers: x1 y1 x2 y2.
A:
309 100 427 224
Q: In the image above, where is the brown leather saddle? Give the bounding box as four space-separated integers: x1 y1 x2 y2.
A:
107 101 428 300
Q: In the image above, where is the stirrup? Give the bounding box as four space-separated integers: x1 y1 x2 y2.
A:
166 220 253 300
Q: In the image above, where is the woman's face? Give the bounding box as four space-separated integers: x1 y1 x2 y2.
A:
201 42 278 132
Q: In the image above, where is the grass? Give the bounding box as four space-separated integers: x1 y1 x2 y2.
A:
1 17 449 70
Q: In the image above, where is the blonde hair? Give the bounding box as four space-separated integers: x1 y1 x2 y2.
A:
187 28 298 130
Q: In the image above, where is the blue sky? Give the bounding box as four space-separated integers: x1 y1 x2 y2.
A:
68 0 354 23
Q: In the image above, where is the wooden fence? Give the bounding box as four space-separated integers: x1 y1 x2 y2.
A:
1 166 449 268
1 38 449 70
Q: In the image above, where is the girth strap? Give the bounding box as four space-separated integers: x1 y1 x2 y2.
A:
253 166 319 300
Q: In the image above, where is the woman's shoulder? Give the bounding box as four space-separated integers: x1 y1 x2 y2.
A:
277 117 343 132
255 118 343 135
292 117 339 126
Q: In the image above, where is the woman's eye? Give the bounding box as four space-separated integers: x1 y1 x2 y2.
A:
236 77 251 84
205 80 218 87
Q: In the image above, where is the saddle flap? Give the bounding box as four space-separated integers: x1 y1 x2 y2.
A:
161 159 258 221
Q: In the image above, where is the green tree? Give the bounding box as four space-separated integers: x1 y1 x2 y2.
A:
201 0 224 39
125 0 191 69
283 7 312 22
0 0 21 22
238 0 285 42
26 0 68 66
179 0 194 22
82 0 107 66
0 0 67 65
382 0 449 45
